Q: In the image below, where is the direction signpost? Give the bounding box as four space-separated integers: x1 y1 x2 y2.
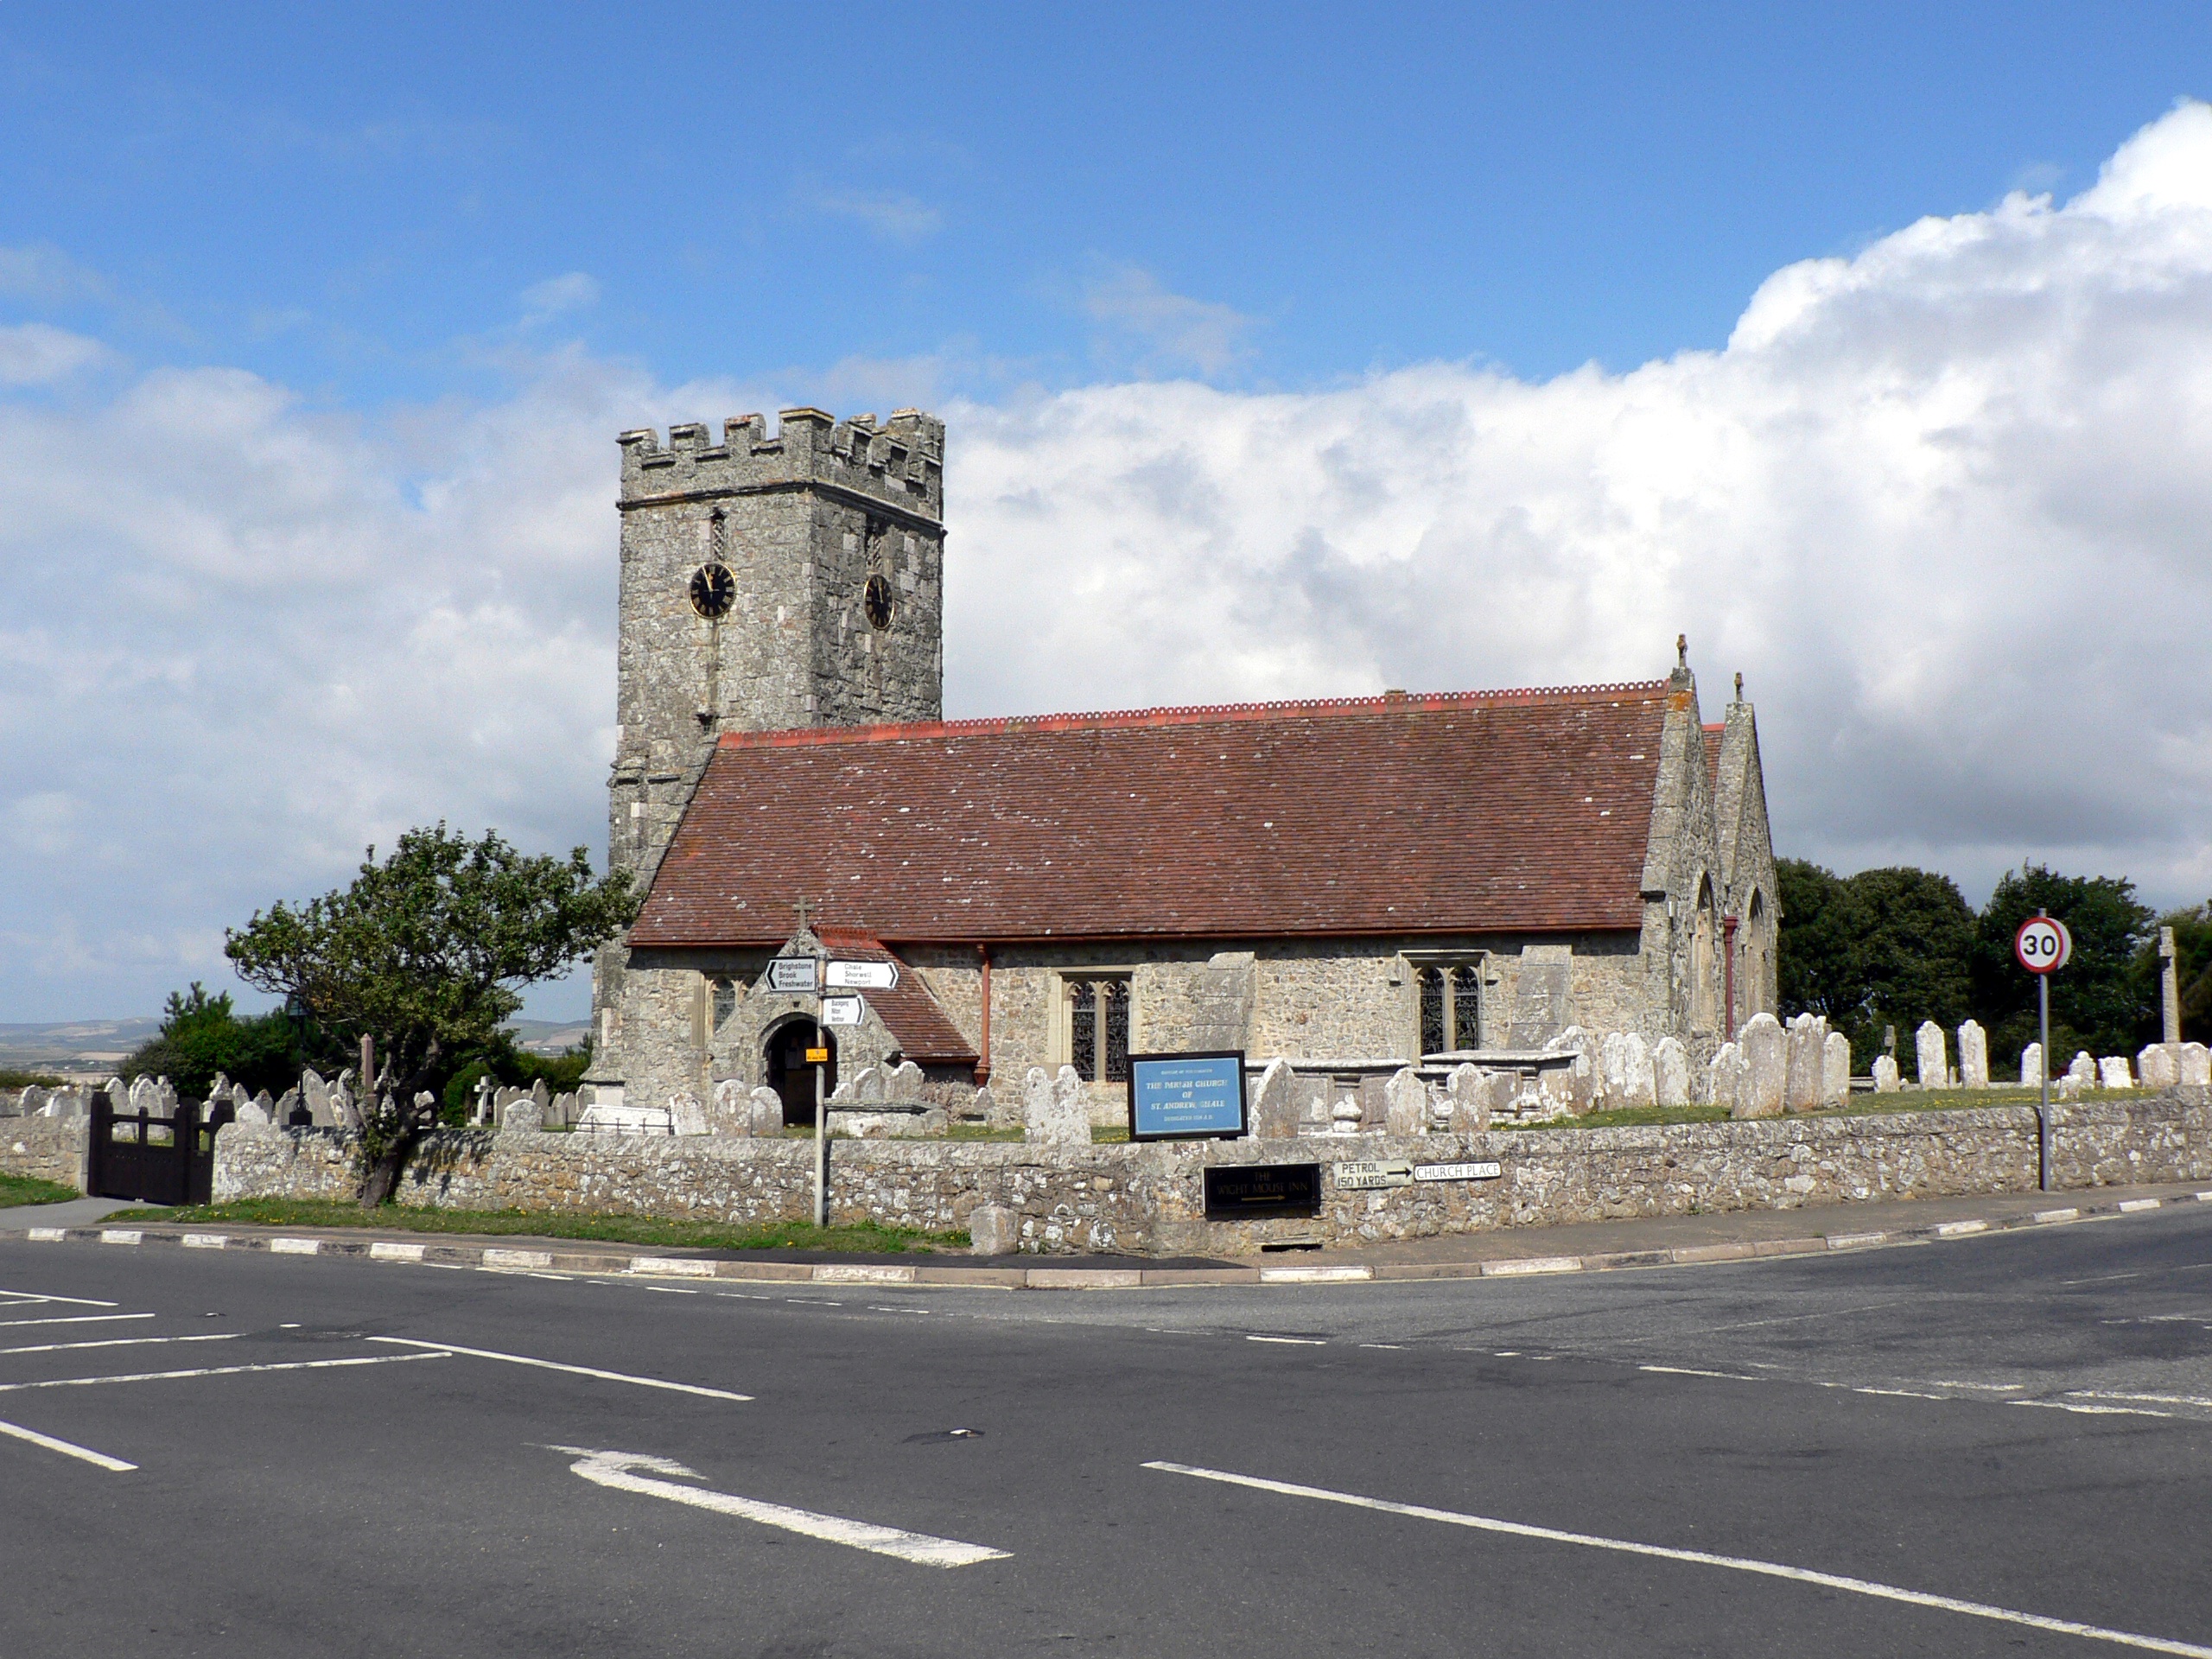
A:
2016 911 2074 1192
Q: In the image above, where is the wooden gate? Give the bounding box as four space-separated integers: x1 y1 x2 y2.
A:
87 1093 234 1207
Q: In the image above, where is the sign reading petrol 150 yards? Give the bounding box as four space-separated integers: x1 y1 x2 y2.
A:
1128 1051 1248 1141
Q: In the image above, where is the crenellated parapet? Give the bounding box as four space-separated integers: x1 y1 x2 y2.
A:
618 407 944 524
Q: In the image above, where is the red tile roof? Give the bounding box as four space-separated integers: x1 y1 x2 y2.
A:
631 683 1671 948
1702 723 1725 790
810 931 976 1066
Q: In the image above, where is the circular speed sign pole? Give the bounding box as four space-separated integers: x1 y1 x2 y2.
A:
2016 911 2074 1191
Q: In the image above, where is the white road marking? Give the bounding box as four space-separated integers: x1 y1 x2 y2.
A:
0 1313 155 1330
1921 1380 2025 1392
2069 1390 2212 1410
646 1287 698 1296
0 1416 136 1471
785 1299 844 1306
1248 1336 1326 1346
366 1337 751 1401
1145 1461 2212 1657
0 1333 242 1357
1614 1300 1905 1345
2012 1400 2173 1419
0 1351 451 1393
1359 1343 1405 1350
869 1306 932 1315
1641 1364 1764 1382
550 1446 1008 1567
0 1290 119 1308
2065 1272 2145 1286
528 1273 573 1282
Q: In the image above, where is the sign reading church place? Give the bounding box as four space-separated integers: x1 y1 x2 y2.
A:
1128 1051 1247 1141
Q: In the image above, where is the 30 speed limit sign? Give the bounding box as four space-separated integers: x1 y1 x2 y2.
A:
2015 915 2073 974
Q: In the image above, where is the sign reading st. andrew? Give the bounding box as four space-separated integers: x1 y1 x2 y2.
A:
1128 1051 1247 1141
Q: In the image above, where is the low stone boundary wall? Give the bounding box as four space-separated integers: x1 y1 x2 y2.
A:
204 1090 2212 1256
0 1118 88 1191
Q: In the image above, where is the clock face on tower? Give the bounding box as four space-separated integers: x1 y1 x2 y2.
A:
864 573 895 631
689 563 735 619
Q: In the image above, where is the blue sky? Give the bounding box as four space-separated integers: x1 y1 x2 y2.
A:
5 5 2212 1023
7 4 2206 403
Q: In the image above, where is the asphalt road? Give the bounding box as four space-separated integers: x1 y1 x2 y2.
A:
5 1208 2212 1658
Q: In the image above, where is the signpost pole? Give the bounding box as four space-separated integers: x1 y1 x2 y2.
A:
2037 910 2052 1192
814 1039 828 1228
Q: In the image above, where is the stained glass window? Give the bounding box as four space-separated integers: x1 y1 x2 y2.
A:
1451 965 1481 1050
1068 976 1133 1083
1419 967 1446 1057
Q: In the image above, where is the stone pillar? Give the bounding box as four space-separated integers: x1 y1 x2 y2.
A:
1821 1031 1851 1107
1915 1021 1947 1090
2163 926 2183 1046
1957 1020 1989 1090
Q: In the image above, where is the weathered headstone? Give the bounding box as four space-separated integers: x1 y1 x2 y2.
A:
1872 1055 1900 1093
1915 1022 1947 1090
1383 1067 1427 1137
1023 1065 1089 1149
1738 1013 1785 1118
1291 1074 1332 1134
1707 1042 1745 1113
2020 1043 2044 1088
888 1061 927 1103
1822 1031 1851 1107
503 1095 544 1132
1446 1063 1491 1134
967 1204 1019 1256
1957 1020 1989 1090
2181 1043 2212 1089
234 1098 272 1126
20 1085 48 1116
1623 1033 1656 1108
2139 1044 2180 1092
2067 1052 2097 1090
1783 1014 1826 1113
2098 1056 2133 1091
1541 1026 1597 1114
669 1092 709 1136
1650 1038 1688 1109
1249 1058 1298 1139
748 1084 787 1137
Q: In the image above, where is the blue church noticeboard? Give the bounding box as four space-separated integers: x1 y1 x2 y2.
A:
1128 1051 1247 1141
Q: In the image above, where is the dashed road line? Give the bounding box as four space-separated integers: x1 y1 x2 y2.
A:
2069 1390 2212 1410
0 1333 241 1357
0 1351 452 1393
0 1313 155 1330
2011 1400 2173 1419
1248 1335 1327 1346
0 1290 118 1308
1144 1461 2212 1656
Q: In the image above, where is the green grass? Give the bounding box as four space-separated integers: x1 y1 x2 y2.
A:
95 1197 966 1255
0 1070 67 1090
0 1172 79 1208
1496 1086 2130 1132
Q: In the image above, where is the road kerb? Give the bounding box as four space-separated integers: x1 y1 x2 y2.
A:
1482 1256 1583 1277
814 1263 917 1285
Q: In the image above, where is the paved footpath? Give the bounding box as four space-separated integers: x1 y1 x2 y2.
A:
5 1196 2212 1656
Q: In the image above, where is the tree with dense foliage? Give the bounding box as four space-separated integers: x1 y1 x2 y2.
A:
226 826 635 1206
121 983 311 1100
1971 864 2153 1070
1777 861 1975 1069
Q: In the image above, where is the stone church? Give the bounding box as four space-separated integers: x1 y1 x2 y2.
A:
588 408 1777 1122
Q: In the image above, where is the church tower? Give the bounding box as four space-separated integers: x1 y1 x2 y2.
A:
590 407 945 1101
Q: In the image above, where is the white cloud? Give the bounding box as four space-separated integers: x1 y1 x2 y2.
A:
1081 264 1259 378
0 322 109 385
7 103 2212 1020
808 188 943 244
518 272 601 327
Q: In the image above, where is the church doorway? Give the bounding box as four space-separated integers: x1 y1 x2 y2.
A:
765 1019 836 1128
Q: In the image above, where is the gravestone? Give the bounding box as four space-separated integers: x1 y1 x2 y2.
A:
1291 1074 1332 1135
1916 1022 1947 1090
235 1098 271 1126
1541 1027 1597 1114
747 1084 787 1136
1446 1063 1491 1133
2139 1044 2180 1092
2098 1056 2133 1091
1783 1014 1827 1113
2181 1044 2212 1088
1383 1067 1427 1137
1023 1065 1089 1149
1872 1055 1899 1093
1737 1013 1785 1117
2067 1052 2097 1090
1822 1031 1851 1107
503 1095 544 1132
889 1061 927 1103
1957 1021 1989 1089
1707 1041 1745 1114
1249 1058 1298 1139
669 1092 709 1136
2020 1043 2044 1088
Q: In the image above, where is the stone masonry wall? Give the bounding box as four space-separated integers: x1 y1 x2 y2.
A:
0 1118 88 1190
212 1091 2212 1257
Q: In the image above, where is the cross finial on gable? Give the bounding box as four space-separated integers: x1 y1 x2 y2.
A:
1676 633 1688 669
794 897 812 934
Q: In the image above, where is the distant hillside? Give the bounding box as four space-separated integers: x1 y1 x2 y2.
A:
0 1014 589 1073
